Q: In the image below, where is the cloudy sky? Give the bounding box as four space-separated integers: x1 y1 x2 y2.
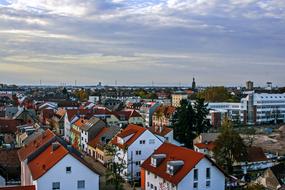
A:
0 0 284 86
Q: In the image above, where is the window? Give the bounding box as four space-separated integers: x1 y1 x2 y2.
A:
154 175 157 179
147 182 150 187
52 182 60 190
139 140 145 144
194 169 198 181
206 168 211 179
77 180 85 189
135 150 141 155
155 186 157 190
66 166 71 173
193 182 198 189
135 161 140 166
149 139 155 144
136 172 140 177
206 181 211 188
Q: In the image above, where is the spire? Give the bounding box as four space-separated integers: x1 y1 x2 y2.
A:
192 77 196 90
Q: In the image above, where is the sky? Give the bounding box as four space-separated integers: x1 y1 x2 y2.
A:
0 0 284 86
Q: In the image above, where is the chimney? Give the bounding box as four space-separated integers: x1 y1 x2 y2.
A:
51 142 60 152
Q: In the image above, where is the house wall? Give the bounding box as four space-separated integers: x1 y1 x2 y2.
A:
127 130 163 180
129 117 145 126
145 171 177 190
0 175 5 187
21 160 33 186
144 158 225 190
178 158 225 190
35 154 99 190
165 131 181 146
63 114 71 142
106 115 120 126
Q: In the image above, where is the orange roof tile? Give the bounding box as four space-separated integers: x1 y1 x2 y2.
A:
149 126 172 136
111 124 146 149
194 142 215 151
74 119 87 128
55 108 66 118
141 143 205 185
0 186 35 190
18 129 56 161
28 143 68 180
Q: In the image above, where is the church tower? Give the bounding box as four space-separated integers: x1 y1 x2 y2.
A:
192 77 196 90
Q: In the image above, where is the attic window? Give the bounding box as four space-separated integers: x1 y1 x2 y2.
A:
66 166 71 173
151 154 166 167
166 160 184 176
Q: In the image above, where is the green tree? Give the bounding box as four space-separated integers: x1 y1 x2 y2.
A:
105 144 126 190
173 98 209 148
193 98 211 135
74 89 88 101
213 118 247 174
197 86 239 102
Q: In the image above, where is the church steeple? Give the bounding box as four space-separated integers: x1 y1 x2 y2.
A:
192 77 196 90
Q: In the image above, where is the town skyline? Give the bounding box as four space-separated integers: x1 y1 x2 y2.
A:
0 0 285 86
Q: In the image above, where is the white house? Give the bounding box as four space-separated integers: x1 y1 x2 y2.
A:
18 129 100 190
140 102 161 127
141 143 226 190
111 124 163 181
149 125 182 146
80 117 106 152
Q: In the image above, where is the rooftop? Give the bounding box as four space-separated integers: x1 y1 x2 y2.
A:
141 142 205 185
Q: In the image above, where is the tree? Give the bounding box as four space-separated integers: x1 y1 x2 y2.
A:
193 98 211 135
244 184 266 190
154 106 165 127
173 98 210 148
173 99 195 148
197 86 239 102
74 89 88 101
105 144 126 190
213 118 247 174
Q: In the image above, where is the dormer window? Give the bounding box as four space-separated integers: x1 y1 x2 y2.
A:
151 154 166 167
117 137 124 144
166 160 184 176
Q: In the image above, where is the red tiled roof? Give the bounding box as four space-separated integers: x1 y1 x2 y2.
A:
0 185 35 190
55 108 66 118
66 109 93 121
88 127 109 148
18 129 55 161
111 124 146 149
74 119 87 128
28 143 68 180
93 107 112 115
194 142 215 151
0 118 23 133
246 146 268 162
149 126 172 136
129 110 142 118
141 143 205 185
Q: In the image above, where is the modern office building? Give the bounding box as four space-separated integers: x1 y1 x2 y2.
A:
241 92 285 125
